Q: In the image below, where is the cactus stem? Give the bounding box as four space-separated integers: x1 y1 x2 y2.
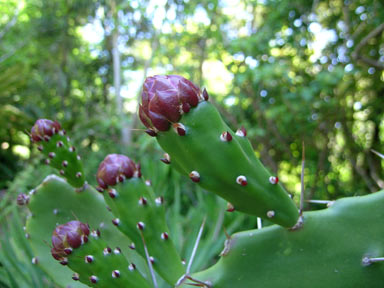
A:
145 129 157 137
48 152 56 159
139 196 148 205
103 247 112 255
160 153 171 164
161 232 169 240
269 176 279 184
189 171 200 182
173 123 186 136
112 270 120 278
220 131 232 142
85 255 94 263
267 210 275 218
72 273 80 281
90 275 98 283
226 202 235 212
32 257 38 265
139 230 158 288
236 175 247 186
362 256 384 266
128 263 136 271
114 247 121 254
299 142 305 216
137 221 145 230
235 126 247 137
108 189 118 198
129 243 136 250
112 218 120 226
62 161 68 167
155 196 164 205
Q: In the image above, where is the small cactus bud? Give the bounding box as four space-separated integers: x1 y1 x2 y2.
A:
69 146 76 152
48 152 55 159
139 75 202 131
226 202 235 212
235 126 247 137
189 171 200 182
96 154 140 189
60 259 68 265
173 123 186 136
31 119 61 142
236 175 247 186
150 256 155 264
145 179 152 186
267 210 275 218
51 221 90 261
161 232 169 240
62 161 68 167
128 263 136 271
17 193 30 206
32 257 38 265
269 176 279 184
64 248 72 255
220 131 232 142
72 273 80 281
129 243 136 250
112 270 120 278
103 247 112 255
56 141 64 147
37 145 43 151
59 169 65 175
160 153 171 164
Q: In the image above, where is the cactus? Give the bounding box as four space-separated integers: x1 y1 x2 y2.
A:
181 190 384 288
139 75 299 228
29 119 85 189
96 154 185 285
50 220 151 288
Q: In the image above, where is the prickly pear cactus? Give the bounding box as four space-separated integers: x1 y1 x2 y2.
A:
139 75 299 227
20 175 144 288
182 190 384 288
51 221 151 288
29 119 85 188
96 154 185 285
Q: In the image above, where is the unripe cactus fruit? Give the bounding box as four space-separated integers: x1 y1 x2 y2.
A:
30 119 85 188
139 75 299 227
96 154 185 285
51 221 151 288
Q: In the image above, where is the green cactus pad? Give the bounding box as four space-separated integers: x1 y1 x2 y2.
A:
53 223 151 288
186 190 384 288
156 101 299 227
34 132 85 188
103 177 185 285
25 175 144 288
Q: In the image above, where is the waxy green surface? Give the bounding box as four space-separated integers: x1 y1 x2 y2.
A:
188 191 384 288
103 177 185 285
66 233 151 288
156 101 299 227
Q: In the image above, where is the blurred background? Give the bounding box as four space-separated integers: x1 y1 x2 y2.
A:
1 0 384 286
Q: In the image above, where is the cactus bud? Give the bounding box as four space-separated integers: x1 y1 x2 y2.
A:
31 119 61 142
139 75 203 131
17 193 30 206
235 126 247 137
96 154 141 189
51 221 90 261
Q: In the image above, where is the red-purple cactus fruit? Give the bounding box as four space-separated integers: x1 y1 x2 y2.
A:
139 75 206 132
30 119 61 142
51 221 89 261
96 154 141 190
